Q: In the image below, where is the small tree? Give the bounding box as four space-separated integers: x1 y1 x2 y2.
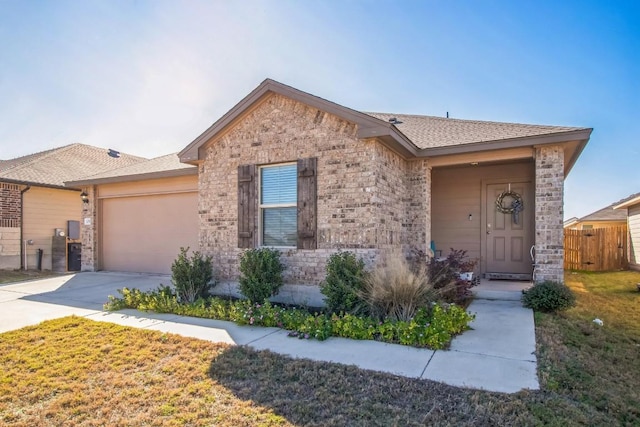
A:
238 248 284 303
320 251 367 314
171 247 215 304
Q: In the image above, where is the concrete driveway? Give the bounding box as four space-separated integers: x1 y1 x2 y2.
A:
0 272 168 333
0 272 539 393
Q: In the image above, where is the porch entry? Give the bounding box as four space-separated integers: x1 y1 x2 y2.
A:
484 182 533 280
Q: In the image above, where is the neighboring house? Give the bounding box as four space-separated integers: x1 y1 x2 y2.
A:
77 79 592 284
563 202 628 230
0 144 144 270
613 192 640 271
66 154 198 274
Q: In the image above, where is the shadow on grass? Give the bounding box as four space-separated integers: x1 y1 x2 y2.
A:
207 345 602 426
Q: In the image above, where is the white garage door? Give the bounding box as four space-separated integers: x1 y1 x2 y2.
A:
101 192 199 274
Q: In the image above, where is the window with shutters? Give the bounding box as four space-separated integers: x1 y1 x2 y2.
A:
238 158 316 250
260 163 297 247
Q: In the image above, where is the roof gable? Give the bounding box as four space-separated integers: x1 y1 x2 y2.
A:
0 144 146 188
179 79 419 163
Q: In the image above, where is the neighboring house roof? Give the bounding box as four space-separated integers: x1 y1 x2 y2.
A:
613 192 640 210
572 192 640 223
66 153 197 186
0 143 146 189
575 203 628 223
179 78 592 174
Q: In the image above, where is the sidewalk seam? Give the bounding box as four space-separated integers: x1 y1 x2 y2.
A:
420 349 437 378
243 328 285 346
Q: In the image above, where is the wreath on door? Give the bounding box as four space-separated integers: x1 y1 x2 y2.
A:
495 190 524 224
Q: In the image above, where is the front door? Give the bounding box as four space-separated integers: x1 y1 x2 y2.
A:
485 182 533 280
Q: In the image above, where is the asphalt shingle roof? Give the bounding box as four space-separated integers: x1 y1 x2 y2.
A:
72 153 196 183
0 144 146 187
579 205 628 222
365 112 588 150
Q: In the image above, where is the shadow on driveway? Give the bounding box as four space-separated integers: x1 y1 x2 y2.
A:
16 271 170 310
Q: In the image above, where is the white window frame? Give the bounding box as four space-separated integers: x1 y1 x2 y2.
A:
258 162 297 248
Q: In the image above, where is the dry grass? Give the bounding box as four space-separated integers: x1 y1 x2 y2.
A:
534 270 640 424
361 257 438 321
0 269 58 285
1 270 638 425
0 317 290 427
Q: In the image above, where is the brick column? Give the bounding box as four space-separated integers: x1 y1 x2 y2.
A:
534 145 564 283
80 185 98 271
402 160 431 261
425 163 432 256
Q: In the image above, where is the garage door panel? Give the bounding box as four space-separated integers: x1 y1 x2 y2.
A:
101 192 198 274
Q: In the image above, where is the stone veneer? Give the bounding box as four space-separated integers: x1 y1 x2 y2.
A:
199 94 429 286
80 185 98 271
534 145 565 283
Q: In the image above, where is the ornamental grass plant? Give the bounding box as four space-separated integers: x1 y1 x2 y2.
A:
360 256 439 321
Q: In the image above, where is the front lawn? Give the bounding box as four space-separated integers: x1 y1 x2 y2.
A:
0 270 638 425
533 270 640 424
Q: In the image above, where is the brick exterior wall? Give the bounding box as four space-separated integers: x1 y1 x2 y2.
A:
199 94 428 286
0 182 21 228
0 182 22 268
534 145 565 283
80 185 98 271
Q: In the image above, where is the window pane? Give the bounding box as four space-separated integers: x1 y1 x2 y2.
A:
263 207 297 246
261 164 297 205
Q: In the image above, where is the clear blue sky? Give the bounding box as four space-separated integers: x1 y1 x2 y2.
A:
1 0 638 219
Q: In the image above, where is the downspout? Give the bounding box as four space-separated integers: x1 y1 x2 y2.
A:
20 185 31 270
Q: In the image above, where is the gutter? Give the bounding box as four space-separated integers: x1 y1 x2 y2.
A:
20 185 31 270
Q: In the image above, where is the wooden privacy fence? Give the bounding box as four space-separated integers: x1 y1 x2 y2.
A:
564 226 628 271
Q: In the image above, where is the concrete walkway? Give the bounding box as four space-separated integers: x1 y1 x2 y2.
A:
0 272 538 394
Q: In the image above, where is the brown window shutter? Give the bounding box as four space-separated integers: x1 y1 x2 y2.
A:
297 158 317 249
238 164 257 248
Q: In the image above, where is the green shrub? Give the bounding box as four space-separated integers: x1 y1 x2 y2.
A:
171 247 215 304
361 256 437 321
522 281 576 312
104 285 180 313
105 287 475 350
320 251 367 314
238 248 284 303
